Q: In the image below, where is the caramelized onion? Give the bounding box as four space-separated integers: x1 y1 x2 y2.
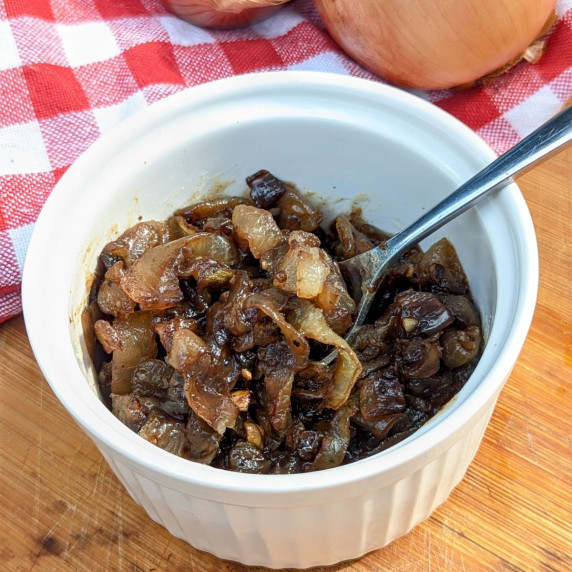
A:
174 196 252 223
169 328 240 434
120 236 198 311
121 233 238 311
308 397 357 471
90 169 483 473
108 312 158 394
274 231 330 299
441 325 482 368
185 409 222 464
313 260 356 335
314 0 556 89
399 337 442 379
102 221 170 267
139 409 189 457
246 169 288 209
94 319 123 354
228 440 272 473
276 187 323 232
335 215 375 258
232 204 285 259
97 262 136 317
245 291 310 370
256 340 297 431
360 366 405 421
289 302 362 410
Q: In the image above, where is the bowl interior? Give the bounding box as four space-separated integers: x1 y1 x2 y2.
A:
23 72 536 491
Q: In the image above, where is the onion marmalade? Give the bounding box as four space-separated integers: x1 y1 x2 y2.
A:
87 170 482 473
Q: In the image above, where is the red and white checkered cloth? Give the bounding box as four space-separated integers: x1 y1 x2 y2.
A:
1 0 571 323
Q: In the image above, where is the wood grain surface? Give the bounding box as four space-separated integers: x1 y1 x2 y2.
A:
1 146 570 572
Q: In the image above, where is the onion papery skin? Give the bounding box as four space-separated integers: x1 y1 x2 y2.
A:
160 0 289 29
314 0 557 89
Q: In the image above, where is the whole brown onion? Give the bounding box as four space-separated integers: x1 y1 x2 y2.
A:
313 0 557 89
160 0 290 29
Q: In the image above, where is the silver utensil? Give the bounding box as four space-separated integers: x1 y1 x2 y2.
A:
323 105 572 365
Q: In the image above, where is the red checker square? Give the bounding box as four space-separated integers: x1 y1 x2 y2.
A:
0 233 20 289
486 65 546 115
94 0 150 19
476 116 520 156
123 42 186 89
549 67 572 102
0 290 22 323
23 64 90 120
39 111 100 170
0 172 55 230
220 38 284 75
173 44 234 86
5 0 55 21
437 88 501 132
75 56 140 109
51 1 102 23
0 69 36 128
52 166 69 183
537 21 572 84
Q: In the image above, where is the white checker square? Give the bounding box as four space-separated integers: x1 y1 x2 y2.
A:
252 6 305 39
57 21 120 67
556 0 572 17
503 86 563 139
92 92 148 135
158 15 215 47
8 223 35 273
0 20 22 71
0 121 51 176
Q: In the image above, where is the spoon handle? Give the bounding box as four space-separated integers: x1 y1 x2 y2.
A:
322 106 572 365
376 105 572 286
364 106 572 290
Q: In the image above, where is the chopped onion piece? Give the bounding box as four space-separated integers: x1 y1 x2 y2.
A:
182 233 239 266
289 302 362 410
102 221 171 266
94 319 123 353
245 291 310 370
121 234 238 311
120 236 197 311
307 397 357 471
232 204 285 259
109 312 158 395
274 231 330 299
168 329 239 434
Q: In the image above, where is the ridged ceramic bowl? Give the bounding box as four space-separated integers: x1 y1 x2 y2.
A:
22 71 538 568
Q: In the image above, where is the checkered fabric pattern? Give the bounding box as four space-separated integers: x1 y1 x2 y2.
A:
1 0 571 323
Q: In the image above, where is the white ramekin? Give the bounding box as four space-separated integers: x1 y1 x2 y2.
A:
22 71 538 569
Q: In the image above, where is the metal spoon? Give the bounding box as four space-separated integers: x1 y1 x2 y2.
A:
323 105 572 365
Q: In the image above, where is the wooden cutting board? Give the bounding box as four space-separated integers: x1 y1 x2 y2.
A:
1 146 570 572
